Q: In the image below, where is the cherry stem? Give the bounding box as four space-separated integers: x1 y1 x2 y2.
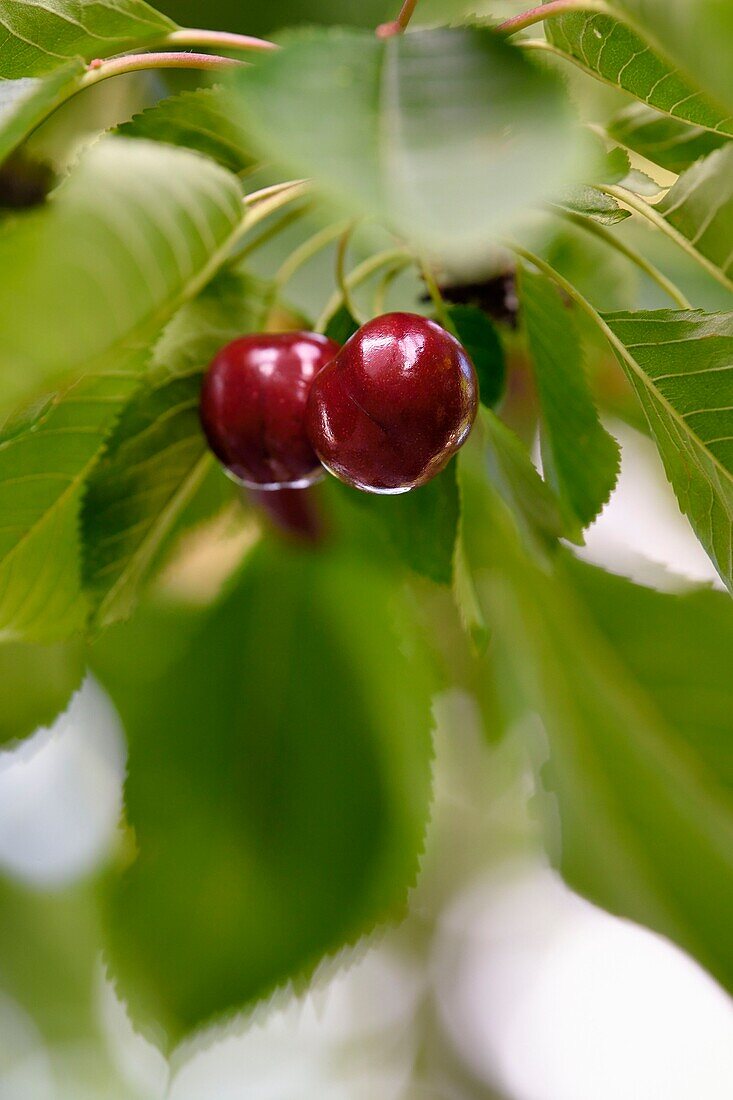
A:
316 248 411 333
274 218 352 289
82 50 242 86
377 0 420 38
419 255 454 333
162 28 277 53
336 224 367 325
496 0 611 35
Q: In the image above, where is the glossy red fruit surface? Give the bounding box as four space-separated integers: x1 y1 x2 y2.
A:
200 332 339 489
306 312 478 494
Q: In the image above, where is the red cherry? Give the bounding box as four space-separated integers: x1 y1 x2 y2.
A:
306 312 478 494
200 332 339 489
245 486 326 545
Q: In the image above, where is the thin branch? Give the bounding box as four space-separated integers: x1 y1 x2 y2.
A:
599 183 733 295
245 180 309 206
81 51 242 87
418 254 452 331
316 249 412 332
163 28 277 53
496 0 611 35
377 0 421 38
551 207 692 308
335 225 368 325
274 219 351 289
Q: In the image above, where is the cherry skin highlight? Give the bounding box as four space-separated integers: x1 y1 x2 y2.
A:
306 312 478 494
200 332 339 489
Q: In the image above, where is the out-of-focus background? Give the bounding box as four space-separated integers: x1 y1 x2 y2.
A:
2 418 732 1100
3 2 733 1097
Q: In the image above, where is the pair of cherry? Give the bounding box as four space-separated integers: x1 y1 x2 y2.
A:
200 312 479 495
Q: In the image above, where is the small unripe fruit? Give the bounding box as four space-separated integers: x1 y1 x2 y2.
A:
200 332 339 489
306 312 478 494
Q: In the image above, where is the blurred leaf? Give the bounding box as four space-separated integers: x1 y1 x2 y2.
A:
92 541 434 1045
344 461 460 585
519 265 619 532
233 27 580 273
654 146 733 286
0 64 83 164
0 877 138 1096
118 87 255 174
607 102 729 175
601 309 733 593
0 136 244 409
83 271 273 627
544 10 733 135
551 185 630 226
0 0 175 79
446 305 505 409
0 358 146 641
0 637 84 746
567 557 733 787
458 424 733 1001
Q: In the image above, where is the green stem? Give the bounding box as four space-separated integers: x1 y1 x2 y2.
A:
81 50 242 88
335 225 368 325
162 28 277 53
234 182 312 248
552 208 692 308
497 0 611 35
236 204 312 264
419 255 454 332
598 184 733 295
316 248 412 332
274 220 352 289
373 264 402 315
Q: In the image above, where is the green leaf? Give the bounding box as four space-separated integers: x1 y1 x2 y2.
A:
600 309 733 593
551 185 631 226
654 146 733 287
480 408 566 555
446 304 506 409
0 359 145 641
519 265 620 532
0 63 83 164
613 0 733 118
324 303 360 345
0 636 84 746
92 541 434 1045
0 0 174 79
607 102 729 175
0 136 243 409
567 557 733 788
458 427 733 1001
543 9 733 136
233 27 580 272
343 461 460 586
118 87 255 175
82 271 273 628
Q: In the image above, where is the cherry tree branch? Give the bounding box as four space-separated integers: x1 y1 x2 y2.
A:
163 28 277 53
81 51 243 87
377 0 421 39
496 0 611 35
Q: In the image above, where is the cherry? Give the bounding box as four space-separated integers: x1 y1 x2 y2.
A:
246 486 326 545
200 332 339 489
306 312 478 494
